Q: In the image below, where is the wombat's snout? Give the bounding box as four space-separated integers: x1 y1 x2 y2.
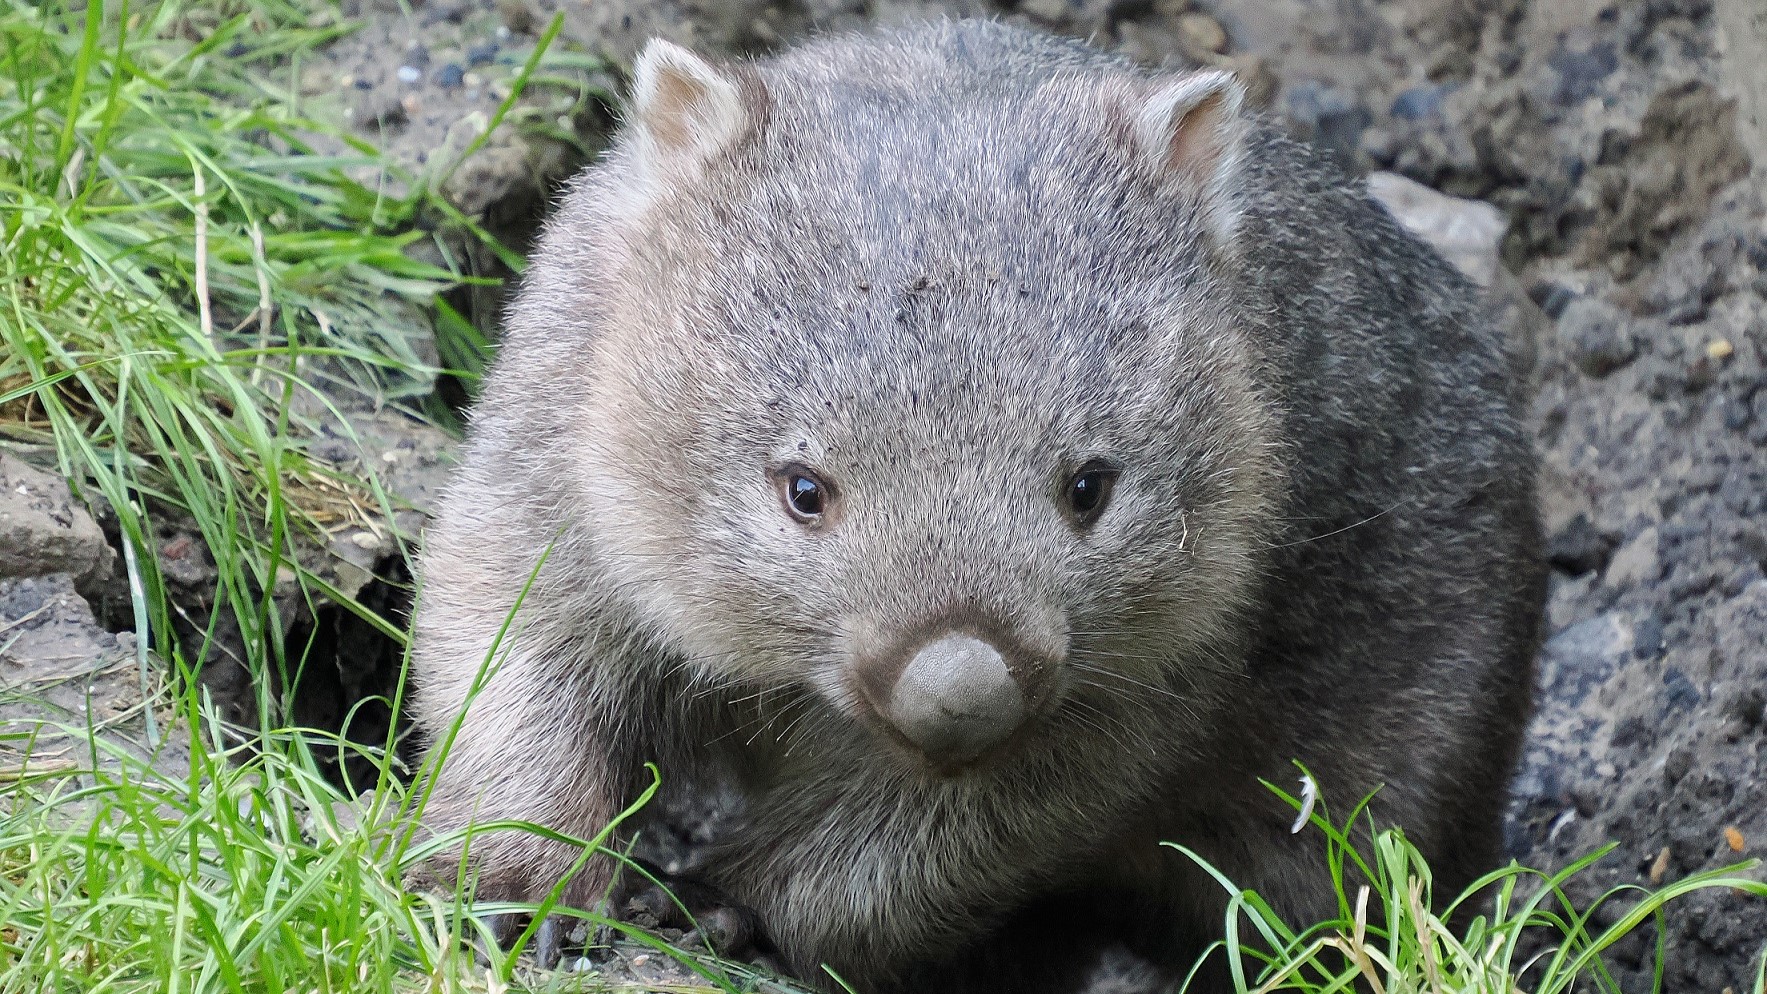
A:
876 634 1029 768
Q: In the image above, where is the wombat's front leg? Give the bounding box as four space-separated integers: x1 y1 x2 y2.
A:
410 616 645 960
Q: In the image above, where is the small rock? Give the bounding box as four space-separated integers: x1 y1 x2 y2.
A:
1390 84 1448 120
1705 338 1734 361
299 65 332 97
435 63 465 89
1633 615 1665 659
1548 40 1618 105
1556 297 1637 378
1723 687 1765 729
1538 614 1632 704
353 88 408 129
496 0 535 35
1606 526 1661 590
396 65 421 85
0 453 112 588
1176 13 1228 54
1661 668 1701 713
1366 172 1506 287
1286 81 1371 170
466 42 499 67
1531 282 1577 319
1719 394 1751 431
1547 513 1616 575
1017 0 1069 24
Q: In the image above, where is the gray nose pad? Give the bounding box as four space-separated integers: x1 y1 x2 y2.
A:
886 634 1027 765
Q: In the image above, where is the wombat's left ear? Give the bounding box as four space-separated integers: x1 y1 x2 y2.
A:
1129 69 1249 246
630 40 759 178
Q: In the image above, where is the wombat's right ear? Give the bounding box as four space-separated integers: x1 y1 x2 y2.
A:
630 40 756 178
1128 69 1250 247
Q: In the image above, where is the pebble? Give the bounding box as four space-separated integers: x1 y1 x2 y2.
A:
435 63 465 89
497 0 535 35
1390 84 1448 120
1547 513 1615 575
1660 667 1701 713
1705 338 1734 361
1606 526 1661 590
397 65 421 84
1537 614 1631 704
1177 13 1228 54
1557 297 1636 378
1017 0 1069 24
1284 81 1370 169
1548 40 1618 104
1531 281 1577 319
1633 615 1665 659
467 42 499 66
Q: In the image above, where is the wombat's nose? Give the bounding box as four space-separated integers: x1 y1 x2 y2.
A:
885 634 1027 766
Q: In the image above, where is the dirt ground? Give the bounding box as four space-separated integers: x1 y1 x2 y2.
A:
2 0 1762 989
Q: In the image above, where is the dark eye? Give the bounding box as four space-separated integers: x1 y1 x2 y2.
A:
779 467 832 523
1066 462 1119 524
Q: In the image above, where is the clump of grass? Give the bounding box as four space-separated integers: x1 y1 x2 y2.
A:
0 698 814 993
0 716 469 993
0 0 483 721
1173 775 1767 994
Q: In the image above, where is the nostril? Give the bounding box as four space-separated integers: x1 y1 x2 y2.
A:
886 634 1027 765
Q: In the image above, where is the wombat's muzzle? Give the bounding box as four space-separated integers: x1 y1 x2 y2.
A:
875 634 1029 768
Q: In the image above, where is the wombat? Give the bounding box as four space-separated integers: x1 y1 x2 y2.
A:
410 19 1544 993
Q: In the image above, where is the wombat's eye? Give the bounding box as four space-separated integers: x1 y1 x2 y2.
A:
778 466 832 523
1065 462 1119 525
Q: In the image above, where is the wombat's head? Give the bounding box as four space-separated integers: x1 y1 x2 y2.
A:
535 25 1283 774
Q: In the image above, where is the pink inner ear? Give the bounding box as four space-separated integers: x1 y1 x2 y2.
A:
646 70 706 153
1162 91 1228 179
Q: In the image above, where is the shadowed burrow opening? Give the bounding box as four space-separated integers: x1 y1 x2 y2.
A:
282 555 423 792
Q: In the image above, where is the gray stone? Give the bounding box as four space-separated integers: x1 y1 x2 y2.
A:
1556 296 1639 378
1367 171 1506 287
0 452 112 588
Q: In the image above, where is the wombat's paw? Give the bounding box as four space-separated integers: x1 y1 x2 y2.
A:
485 869 761 971
614 871 764 962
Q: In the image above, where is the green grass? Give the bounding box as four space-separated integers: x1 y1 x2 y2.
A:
0 0 471 730
3 707 1762 993
0 1 1763 993
0 707 805 993
1174 776 1767 994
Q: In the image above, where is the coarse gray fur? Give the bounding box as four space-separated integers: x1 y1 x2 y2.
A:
409 19 1544 993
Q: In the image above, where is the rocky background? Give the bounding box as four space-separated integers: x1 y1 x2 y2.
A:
2 0 1763 989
